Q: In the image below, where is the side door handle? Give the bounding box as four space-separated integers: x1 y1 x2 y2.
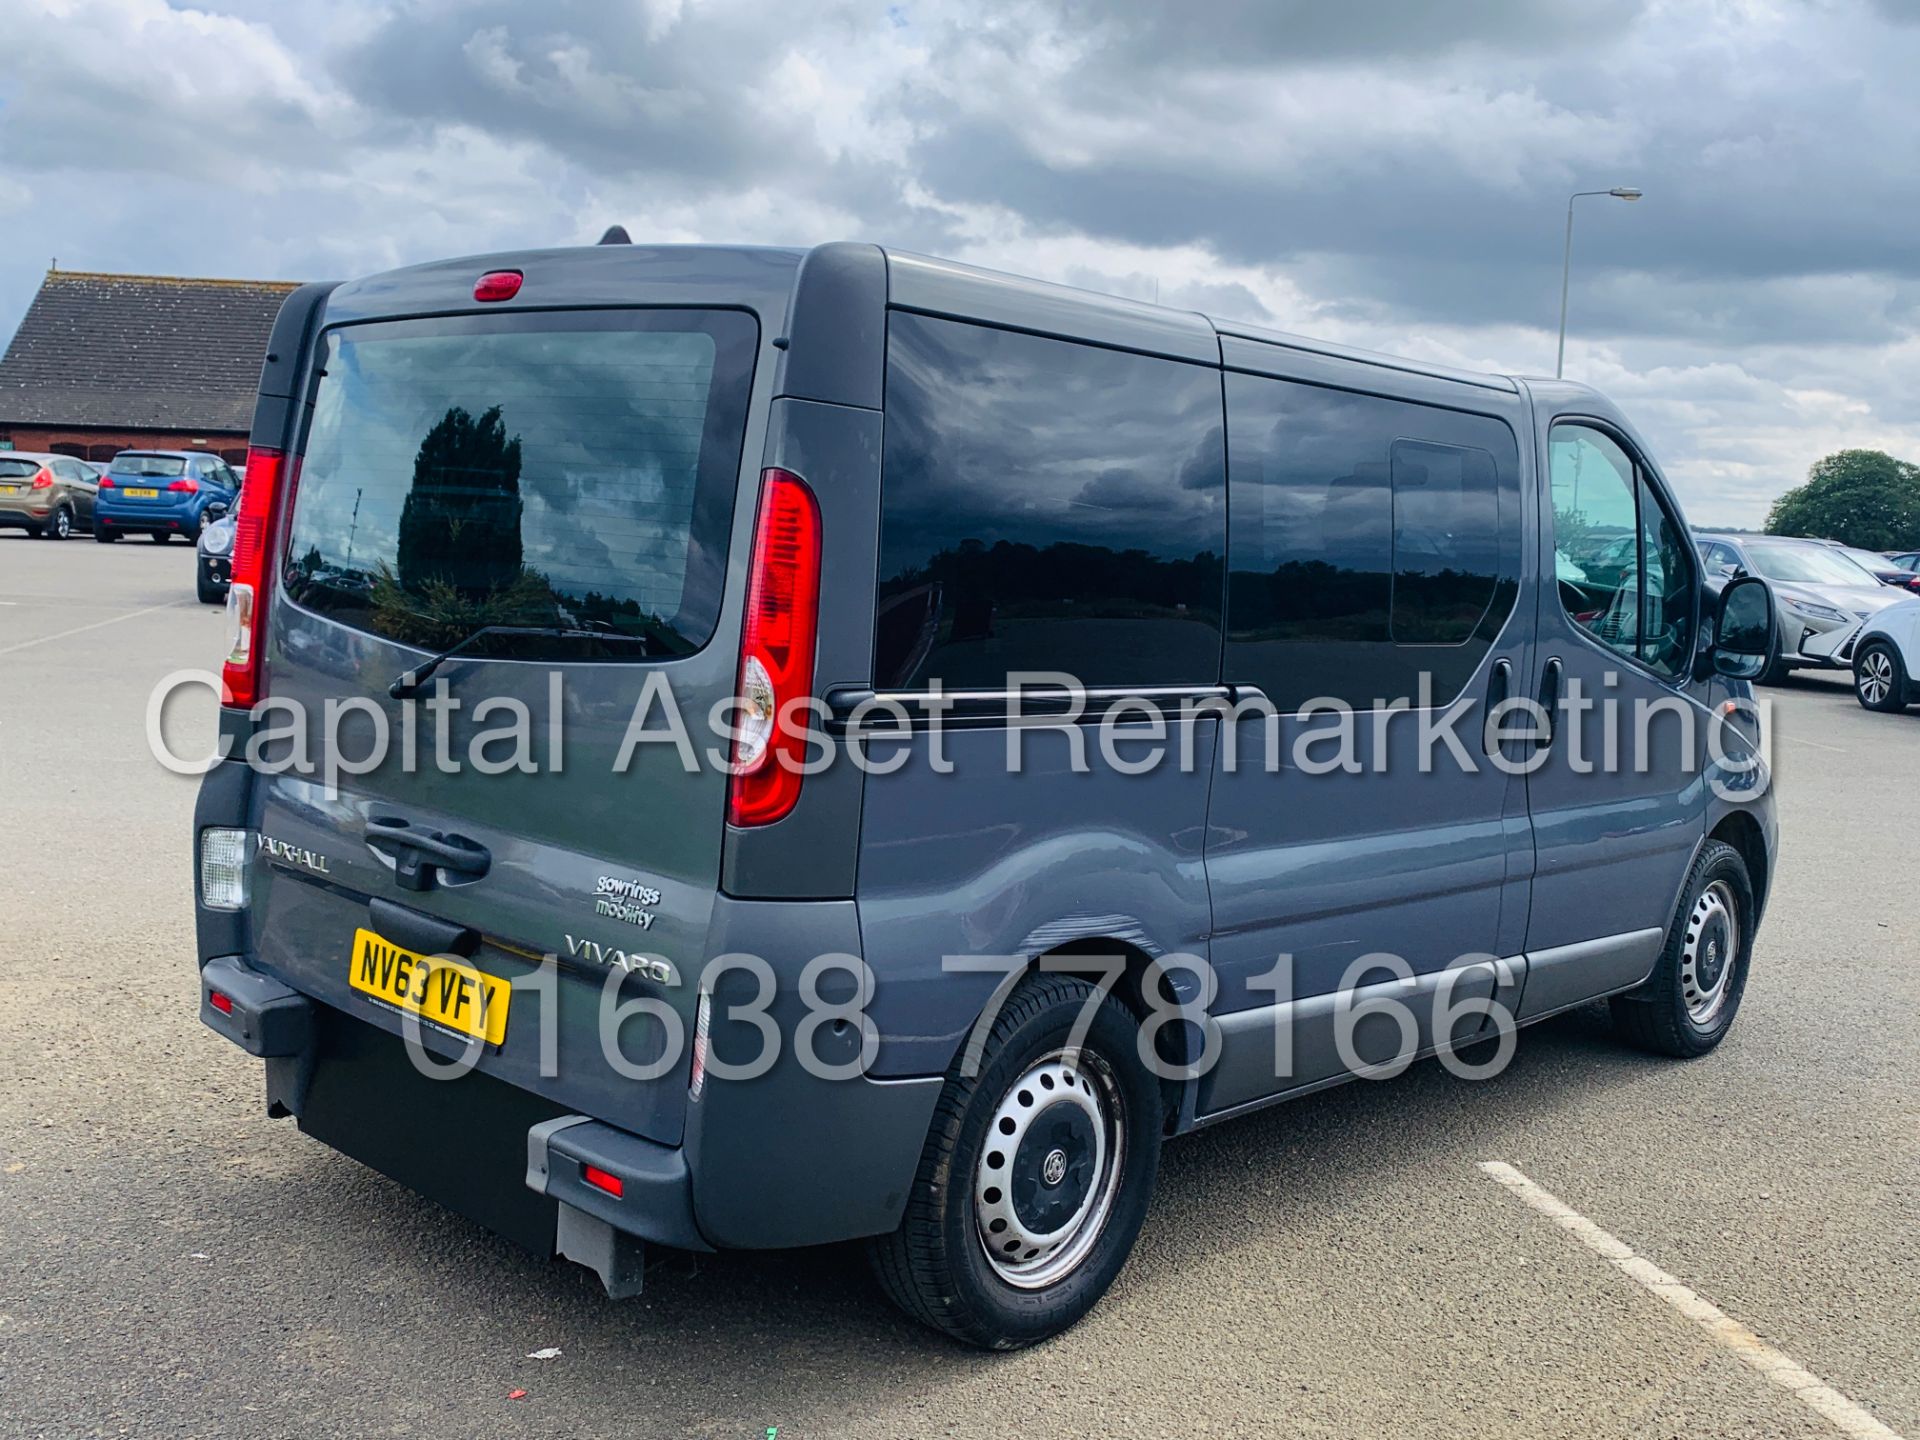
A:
1534 658 1564 751
1483 658 1513 759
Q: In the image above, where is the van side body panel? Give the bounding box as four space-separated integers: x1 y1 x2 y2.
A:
1198 338 1539 1116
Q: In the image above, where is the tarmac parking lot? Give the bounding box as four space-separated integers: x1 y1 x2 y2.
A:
1 533 1916 1440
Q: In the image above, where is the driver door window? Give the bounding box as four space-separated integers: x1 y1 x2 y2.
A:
1548 423 1695 678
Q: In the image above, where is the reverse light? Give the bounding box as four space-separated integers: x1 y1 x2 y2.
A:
688 989 712 1102
222 447 294 709
582 1164 624 1199
474 270 523 302
200 827 252 911
726 468 822 828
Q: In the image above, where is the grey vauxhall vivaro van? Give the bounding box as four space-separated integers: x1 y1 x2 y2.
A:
192 239 1781 1349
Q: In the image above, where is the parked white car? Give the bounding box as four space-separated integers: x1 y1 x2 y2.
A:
1850 595 1920 712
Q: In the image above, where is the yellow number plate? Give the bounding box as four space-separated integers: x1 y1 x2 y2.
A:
124 486 160 498
0 485 18 495
348 927 510 1045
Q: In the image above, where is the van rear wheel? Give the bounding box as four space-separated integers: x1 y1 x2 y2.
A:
1610 839 1755 1057
868 974 1162 1349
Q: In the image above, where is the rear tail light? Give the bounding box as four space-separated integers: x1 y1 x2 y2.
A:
726 468 822 828
167 478 200 493
199 827 252 910
30 468 53 489
581 1164 624 1199
98 474 115 488
222 447 295 709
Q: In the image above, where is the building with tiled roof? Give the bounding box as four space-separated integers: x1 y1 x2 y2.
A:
0 269 303 464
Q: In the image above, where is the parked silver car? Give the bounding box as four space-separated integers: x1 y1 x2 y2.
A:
1694 532 1907 681
196 500 238 604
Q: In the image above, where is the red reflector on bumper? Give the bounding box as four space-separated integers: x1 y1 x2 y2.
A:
582 1163 623 1198
209 991 234 1015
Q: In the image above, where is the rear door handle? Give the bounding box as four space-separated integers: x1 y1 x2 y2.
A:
365 817 492 892
1534 658 1564 751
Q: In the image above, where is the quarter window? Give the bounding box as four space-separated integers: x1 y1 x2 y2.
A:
874 313 1225 691
1548 423 1695 677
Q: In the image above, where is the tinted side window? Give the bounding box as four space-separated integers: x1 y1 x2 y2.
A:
1548 423 1694 678
874 313 1225 690
1224 373 1521 712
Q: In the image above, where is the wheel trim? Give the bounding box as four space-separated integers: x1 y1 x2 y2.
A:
973 1048 1125 1290
1859 650 1894 705
1680 880 1739 1027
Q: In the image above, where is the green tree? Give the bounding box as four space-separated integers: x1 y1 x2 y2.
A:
1764 449 1920 550
395 404 525 592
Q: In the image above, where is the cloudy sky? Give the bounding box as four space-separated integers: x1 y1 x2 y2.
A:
5 0 1918 525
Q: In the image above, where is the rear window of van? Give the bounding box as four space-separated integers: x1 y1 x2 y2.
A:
111 455 187 476
281 308 757 659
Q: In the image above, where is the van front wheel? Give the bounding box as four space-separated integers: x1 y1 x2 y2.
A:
868 974 1162 1349
1610 839 1754 1057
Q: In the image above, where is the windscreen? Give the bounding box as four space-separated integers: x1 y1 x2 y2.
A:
1744 543 1877 587
281 308 757 659
111 455 187 476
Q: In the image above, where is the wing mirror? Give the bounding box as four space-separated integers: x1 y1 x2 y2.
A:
1709 576 1775 680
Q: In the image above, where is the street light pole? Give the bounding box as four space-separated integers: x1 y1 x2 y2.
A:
1556 186 1643 379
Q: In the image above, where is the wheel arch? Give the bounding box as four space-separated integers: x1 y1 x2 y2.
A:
1708 809 1770 920
1025 935 1196 1137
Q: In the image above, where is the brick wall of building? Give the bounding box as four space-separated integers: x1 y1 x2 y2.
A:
0 425 250 466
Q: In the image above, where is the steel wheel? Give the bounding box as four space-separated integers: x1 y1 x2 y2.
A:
1858 648 1896 707
1680 879 1739 1028
972 1048 1125 1290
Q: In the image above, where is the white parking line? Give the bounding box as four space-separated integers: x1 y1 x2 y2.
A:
0 599 191 656
1479 1161 1903 1440
1784 734 1848 754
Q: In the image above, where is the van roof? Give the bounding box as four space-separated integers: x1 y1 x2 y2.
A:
317 240 1540 396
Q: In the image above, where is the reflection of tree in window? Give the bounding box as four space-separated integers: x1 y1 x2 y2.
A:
369 405 556 647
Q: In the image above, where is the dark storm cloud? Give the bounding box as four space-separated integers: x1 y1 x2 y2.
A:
1028 0 1650 64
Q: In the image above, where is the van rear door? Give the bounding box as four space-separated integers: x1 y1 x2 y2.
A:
247 298 764 1148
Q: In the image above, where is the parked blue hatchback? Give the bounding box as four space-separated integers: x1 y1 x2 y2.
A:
95 450 240 543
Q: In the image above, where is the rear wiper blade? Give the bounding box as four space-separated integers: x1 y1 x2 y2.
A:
387 624 653 699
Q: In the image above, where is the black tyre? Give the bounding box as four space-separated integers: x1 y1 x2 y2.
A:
868 974 1163 1349
1854 640 1910 713
44 506 72 541
94 525 117 543
1610 839 1755 1057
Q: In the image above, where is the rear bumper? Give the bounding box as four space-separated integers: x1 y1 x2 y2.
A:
196 951 940 1283
97 500 199 532
0 506 53 528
